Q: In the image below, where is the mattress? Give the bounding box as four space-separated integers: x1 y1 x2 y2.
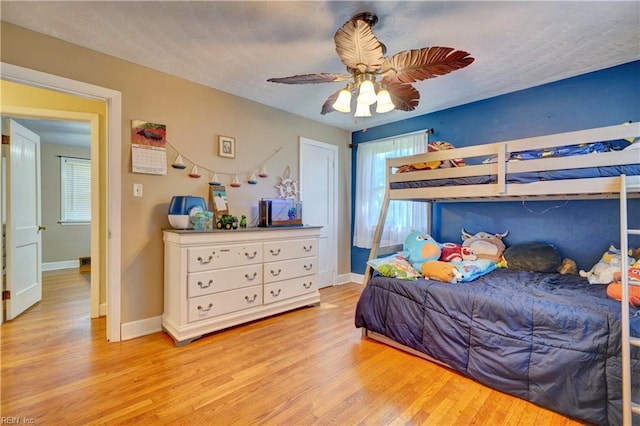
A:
390 164 640 189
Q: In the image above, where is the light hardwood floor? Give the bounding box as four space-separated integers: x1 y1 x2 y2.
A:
1 269 585 425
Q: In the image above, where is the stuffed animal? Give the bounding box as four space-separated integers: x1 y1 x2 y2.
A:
422 260 462 283
502 242 561 273
461 228 508 262
557 258 578 275
439 242 476 262
404 231 442 272
607 259 640 306
579 245 635 284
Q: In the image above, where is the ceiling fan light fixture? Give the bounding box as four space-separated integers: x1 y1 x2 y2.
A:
375 89 395 113
333 88 352 113
268 12 474 120
354 101 371 117
357 79 377 106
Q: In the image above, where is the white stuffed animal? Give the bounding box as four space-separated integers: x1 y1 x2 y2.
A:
579 245 634 284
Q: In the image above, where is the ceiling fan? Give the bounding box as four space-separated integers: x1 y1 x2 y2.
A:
267 12 474 118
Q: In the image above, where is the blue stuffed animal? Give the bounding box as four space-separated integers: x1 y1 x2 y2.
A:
404 231 442 271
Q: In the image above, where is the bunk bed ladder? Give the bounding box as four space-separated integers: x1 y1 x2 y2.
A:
619 174 640 426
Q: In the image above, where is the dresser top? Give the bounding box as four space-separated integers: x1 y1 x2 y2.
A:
163 225 322 235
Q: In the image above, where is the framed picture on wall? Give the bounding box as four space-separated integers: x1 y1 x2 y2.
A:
218 135 236 158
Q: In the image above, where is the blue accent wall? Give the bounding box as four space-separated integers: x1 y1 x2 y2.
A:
351 61 640 273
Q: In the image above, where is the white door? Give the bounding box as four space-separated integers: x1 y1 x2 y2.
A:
5 119 42 320
300 137 337 288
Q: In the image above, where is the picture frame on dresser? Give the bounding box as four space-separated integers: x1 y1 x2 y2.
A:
209 185 229 220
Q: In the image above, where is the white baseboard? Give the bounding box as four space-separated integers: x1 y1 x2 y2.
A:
120 316 162 341
99 303 107 317
42 260 79 271
336 273 363 285
350 273 364 284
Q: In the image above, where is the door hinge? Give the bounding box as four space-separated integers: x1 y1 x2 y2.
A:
2 290 10 300
2 135 9 145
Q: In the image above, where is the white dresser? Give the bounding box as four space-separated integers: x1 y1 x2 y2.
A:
163 226 321 346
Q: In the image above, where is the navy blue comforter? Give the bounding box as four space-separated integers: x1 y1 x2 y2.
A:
355 269 640 425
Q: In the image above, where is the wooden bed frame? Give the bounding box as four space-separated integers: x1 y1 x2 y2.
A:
360 122 640 425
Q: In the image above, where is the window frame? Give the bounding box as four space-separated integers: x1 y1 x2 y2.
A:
59 155 91 225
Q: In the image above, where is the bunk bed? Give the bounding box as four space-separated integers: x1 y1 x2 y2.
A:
355 123 640 425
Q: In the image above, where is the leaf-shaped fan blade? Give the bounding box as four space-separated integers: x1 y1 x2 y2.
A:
386 82 420 111
334 19 385 73
320 89 341 115
267 73 352 84
382 47 474 84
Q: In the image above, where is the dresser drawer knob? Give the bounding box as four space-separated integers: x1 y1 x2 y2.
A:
303 282 313 289
245 251 258 259
303 245 313 252
197 255 214 265
245 294 258 303
270 248 281 256
270 268 282 277
198 279 213 289
303 263 313 271
270 288 282 297
197 303 213 312
245 272 258 281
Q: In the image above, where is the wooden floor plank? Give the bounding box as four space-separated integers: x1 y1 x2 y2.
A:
1 268 586 425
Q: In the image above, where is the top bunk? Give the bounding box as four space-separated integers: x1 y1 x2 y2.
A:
385 122 640 202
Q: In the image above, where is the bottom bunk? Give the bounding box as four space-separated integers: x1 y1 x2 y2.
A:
354 269 640 425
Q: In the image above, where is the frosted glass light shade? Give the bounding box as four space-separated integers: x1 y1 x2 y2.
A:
354 101 371 117
357 79 377 106
375 89 395 113
333 89 352 113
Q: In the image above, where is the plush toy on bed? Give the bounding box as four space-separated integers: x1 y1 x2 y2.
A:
502 242 562 273
579 245 635 284
461 228 508 262
404 231 442 272
422 260 462 283
606 259 640 306
439 242 476 262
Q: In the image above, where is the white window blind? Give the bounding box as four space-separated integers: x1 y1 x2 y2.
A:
353 133 428 248
60 156 91 223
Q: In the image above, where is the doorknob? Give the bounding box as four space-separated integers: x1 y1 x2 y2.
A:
38 226 46 232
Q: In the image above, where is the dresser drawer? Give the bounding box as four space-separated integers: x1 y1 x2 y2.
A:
187 242 262 272
187 264 262 298
263 238 317 262
263 256 317 284
187 285 262 323
263 276 317 305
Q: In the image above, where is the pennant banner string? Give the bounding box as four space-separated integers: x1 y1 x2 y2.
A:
165 139 283 177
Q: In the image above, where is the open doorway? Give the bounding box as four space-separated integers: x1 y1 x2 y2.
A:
7 118 94 316
1 63 122 341
1 115 97 321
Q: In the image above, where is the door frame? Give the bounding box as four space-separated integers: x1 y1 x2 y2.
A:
1 62 122 342
4 111 99 318
299 137 338 287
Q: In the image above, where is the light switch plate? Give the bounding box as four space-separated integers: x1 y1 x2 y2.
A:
133 183 143 197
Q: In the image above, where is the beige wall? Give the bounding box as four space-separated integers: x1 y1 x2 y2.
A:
1 23 352 324
40 142 91 264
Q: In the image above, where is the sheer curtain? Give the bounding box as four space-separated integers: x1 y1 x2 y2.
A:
353 133 428 248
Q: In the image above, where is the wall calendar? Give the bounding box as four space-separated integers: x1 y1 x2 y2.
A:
131 120 167 175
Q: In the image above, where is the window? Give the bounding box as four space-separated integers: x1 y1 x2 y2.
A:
60 156 91 223
353 133 428 248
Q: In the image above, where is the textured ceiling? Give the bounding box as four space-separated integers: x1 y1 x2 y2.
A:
1 1 639 132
